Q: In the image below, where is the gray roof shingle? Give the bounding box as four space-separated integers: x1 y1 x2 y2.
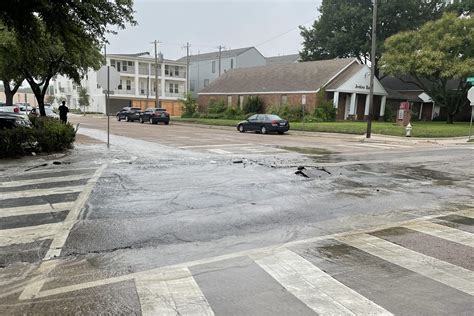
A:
177 47 255 63
199 58 358 94
265 54 300 65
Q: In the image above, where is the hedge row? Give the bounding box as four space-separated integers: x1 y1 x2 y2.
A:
0 117 76 158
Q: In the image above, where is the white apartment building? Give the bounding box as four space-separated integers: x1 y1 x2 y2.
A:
178 47 266 96
50 53 187 115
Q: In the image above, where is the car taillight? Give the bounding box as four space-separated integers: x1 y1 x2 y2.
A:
13 107 19 113
271 120 278 126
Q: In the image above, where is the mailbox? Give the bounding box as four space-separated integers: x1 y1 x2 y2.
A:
397 101 411 126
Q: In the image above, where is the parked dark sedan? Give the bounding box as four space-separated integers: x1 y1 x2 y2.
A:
116 107 142 122
139 108 170 125
237 114 289 134
0 113 32 129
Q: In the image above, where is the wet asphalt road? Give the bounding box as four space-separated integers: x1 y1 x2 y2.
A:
0 116 473 315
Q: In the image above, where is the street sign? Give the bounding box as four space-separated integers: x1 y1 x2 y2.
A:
468 87 474 106
467 77 474 84
97 65 120 91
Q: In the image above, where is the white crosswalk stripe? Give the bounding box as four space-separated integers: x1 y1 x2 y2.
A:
403 221 474 247
337 233 474 295
136 268 215 316
0 223 61 247
0 174 91 188
254 249 392 315
0 202 74 218
0 185 84 200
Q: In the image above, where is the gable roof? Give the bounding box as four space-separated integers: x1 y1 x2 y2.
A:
265 54 300 65
199 58 358 94
177 47 255 63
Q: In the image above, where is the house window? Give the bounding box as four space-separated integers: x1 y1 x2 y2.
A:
190 80 195 91
122 63 127 72
165 65 169 76
169 83 173 93
110 60 116 68
118 80 122 90
281 95 288 104
116 61 121 72
204 79 209 87
175 66 179 76
227 95 232 106
128 61 133 67
126 79 131 90
212 61 216 73
174 84 179 93
230 59 234 69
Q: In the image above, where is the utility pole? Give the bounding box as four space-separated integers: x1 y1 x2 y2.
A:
183 42 191 93
152 40 160 108
366 0 378 139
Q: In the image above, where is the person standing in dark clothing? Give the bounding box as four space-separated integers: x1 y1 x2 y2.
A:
58 101 69 124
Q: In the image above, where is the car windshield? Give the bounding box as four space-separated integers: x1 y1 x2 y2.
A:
131 108 141 111
155 108 166 112
266 114 282 121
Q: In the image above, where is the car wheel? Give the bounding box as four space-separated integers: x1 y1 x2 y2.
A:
139 117 144 123
126 116 130 122
238 124 245 133
165 121 169 125
149 118 154 124
278 131 284 135
117 116 121 121
260 126 267 134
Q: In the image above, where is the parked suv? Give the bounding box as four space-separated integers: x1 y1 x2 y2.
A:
116 107 142 122
139 108 170 125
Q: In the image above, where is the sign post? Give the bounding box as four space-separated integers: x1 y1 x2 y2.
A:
97 62 120 148
467 87 474 141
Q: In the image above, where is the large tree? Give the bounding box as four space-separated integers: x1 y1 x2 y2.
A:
0 0 136 116
381 13 474 124
0 26 23 106
18 19 103 116
300 0 446 76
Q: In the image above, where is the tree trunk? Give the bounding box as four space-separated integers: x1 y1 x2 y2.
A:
25 75 51 117
2 79 21 106
446 113 454 124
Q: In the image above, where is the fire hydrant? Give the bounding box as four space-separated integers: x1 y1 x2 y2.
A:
405 122 412 137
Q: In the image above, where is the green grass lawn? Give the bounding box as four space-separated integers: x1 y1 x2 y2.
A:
173 117 471 138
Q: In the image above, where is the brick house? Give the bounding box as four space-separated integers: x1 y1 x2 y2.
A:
198 58 388 120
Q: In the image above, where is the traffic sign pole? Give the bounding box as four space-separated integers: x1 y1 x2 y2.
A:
468 86 474 141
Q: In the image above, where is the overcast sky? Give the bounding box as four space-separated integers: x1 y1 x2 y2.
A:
106 0 322 60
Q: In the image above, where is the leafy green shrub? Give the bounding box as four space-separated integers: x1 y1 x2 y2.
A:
383 104 396 122
33 117 76 152
208 99 227 114
269 104 303 121
0 128 36 158
180 92 198 117
243 96 264 114
1 117 76 158
313 88 336 122
191 112 201 118
223 106 246 119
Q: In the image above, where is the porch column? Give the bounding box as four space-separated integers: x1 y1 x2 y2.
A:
349 93 357 116
333 91 340 109
364 94 370 116
380 96 386 116
161 65 166 99
134 62 139 96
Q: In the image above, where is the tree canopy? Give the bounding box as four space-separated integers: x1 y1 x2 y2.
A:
381 13 474 123
299 0 446 75
0 26 23 105
0 0 136 115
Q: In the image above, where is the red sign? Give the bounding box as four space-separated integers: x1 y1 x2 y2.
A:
400 102 410 110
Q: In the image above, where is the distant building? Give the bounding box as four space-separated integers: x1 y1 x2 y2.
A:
198 58 389 121
265 54 300 65
51 53 187 115
178 47 266 96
